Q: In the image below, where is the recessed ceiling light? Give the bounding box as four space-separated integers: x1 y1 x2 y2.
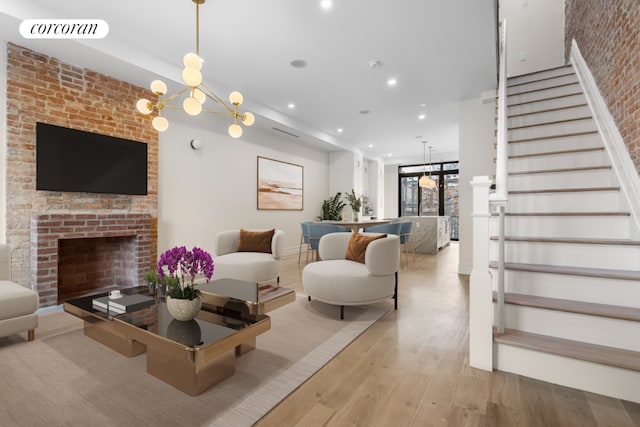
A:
418 114 427 120
320 0 332 9
368 144 374 148
387 153 392 157
419 103 427 107
337 128 343 133
288 103 295 109
387 78 397 87
290 59 307 68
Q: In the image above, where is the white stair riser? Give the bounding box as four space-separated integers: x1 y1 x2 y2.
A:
498 215 630 239
495 305 640 352
505 191 626 213
508 150 609 172
508 67 576 85
508 74 579 95
494 345 640 404
508 93 587 116
508 84 581 105
496 270 640 308
508 133 603 156
509 119 597 142
508 168 617 191
490 241 640 271
508 105 591 128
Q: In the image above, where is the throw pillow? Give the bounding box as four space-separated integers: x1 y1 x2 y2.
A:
237 228 275 253
345 232 387 263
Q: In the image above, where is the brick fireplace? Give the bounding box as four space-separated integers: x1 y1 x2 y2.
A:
30 214 152 306
5 44 158 308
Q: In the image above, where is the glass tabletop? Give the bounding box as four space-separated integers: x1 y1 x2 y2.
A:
65 289 267 349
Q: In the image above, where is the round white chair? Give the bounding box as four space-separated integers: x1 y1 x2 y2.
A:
302 232 399 319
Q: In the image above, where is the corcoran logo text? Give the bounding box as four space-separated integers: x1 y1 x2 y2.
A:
19 19 109 39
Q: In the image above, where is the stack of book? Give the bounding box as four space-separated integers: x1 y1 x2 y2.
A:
92 294 155 315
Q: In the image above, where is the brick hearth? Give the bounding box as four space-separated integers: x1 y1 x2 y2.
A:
30 213 152 306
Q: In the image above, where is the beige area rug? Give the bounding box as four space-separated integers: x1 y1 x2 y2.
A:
0 295 387 427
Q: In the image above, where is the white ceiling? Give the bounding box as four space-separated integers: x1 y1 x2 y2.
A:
0 0 497 164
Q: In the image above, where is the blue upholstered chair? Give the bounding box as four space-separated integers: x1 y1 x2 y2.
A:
307 223 349 261
399 221 416 267
298 221 314 264
362 222 403 236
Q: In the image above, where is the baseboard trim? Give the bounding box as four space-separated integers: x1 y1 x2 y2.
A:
570 39 640 239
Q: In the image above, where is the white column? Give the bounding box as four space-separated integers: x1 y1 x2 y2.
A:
469 175 494 371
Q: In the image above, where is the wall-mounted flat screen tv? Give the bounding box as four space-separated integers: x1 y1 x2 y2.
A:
36 123 148 195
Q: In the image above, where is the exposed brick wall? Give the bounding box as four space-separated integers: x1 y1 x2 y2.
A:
5 42 159 292
565 0 640 174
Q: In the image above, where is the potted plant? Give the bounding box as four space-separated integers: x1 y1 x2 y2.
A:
319 192 347 221
144 269 159 294
345 189 362 222
157 246 214 321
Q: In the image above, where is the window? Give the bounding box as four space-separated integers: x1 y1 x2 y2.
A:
398 161 459 240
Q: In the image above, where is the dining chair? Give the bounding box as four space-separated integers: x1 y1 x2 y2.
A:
362 222 403 236
307 223 349 261
399 221 416 267
298 221 314 265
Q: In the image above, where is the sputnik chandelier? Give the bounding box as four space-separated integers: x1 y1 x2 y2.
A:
419 141 436 189
135 0 255 137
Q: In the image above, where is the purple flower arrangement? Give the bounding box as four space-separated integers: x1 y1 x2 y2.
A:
157 246 214 300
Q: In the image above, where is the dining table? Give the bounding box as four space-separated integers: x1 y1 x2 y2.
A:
321 219 392 233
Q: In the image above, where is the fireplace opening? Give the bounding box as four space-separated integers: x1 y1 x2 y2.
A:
57 236 137 303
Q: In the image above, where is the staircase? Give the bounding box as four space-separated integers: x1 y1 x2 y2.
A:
489 64 640 403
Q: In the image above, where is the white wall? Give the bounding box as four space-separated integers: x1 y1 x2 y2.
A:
384 164 398 219
458 94 496 274
501 0 565 77
329 151 355 197
158 120 329 257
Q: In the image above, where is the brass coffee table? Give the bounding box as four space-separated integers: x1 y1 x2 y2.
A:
64 281 295 396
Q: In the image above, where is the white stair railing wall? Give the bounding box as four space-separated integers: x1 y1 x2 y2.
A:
469 19 508 371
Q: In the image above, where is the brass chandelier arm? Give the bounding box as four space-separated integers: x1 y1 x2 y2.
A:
157 86 191 110
199 83 237 114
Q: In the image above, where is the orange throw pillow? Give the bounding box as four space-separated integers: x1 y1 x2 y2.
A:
345 232 387 263
237 228 275 253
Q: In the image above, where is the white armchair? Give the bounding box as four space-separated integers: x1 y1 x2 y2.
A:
213 229 284 284
0 244 38 341
302 232 400 319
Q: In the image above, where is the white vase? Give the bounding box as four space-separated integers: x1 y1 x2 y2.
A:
166 296 202 321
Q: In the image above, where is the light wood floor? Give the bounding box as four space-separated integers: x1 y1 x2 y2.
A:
256 243 640 427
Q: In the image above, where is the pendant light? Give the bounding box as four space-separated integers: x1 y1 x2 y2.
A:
419 141 436 189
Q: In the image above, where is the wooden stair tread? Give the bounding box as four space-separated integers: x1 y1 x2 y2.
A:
493 292 640 322
506 65 573 83
489 236 640 246
494 329 640 372
507 82 580 97
509 130 598 144
508 116 592 131
493 211 629 217
508 165 611 175
507 92 583 108
508 186 619 195
507 72 577 89
508 147 604 159
508 103 588 119
488 261 640 281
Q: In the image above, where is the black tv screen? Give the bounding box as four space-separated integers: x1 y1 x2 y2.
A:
36 123 148 195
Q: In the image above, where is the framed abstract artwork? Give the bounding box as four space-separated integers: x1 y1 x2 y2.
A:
257 156 303 210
